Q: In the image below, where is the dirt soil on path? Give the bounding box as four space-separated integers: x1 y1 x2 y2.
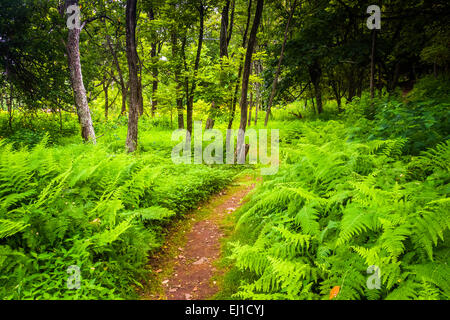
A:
140 175 259 300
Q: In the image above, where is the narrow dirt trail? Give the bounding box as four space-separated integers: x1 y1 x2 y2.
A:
140 175 258 300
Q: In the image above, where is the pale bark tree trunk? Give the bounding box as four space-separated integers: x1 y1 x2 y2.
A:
64 0 96 143
125 0 139 152
264 0 297 126
236 0 264 162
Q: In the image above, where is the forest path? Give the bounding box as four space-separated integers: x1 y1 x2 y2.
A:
140 174 259 300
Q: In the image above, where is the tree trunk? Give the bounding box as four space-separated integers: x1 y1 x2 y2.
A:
125 0 139 153
264 0 297 126
121 88 128 115
254 58 262 126
64 0 96 143
147 8 158 117
219 0 230 58
227 0 253 130
105 32 127 116
254 100 258 126
347 67 356 101
137 60 144 116
227 0 235 46
172 31 184 129
236 0 264 162
205 101 215 129
248 90 253 127
370 29 376 100
151 63 158 117
186 3 204 136
308 59 323 114
389 62 400 93
8 81 12 130
330 80 342 112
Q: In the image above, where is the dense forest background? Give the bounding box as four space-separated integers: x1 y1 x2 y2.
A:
0 0 449 300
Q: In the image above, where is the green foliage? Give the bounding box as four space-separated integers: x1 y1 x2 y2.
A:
343 80 450 155
225 119 449 300
0 131 234 299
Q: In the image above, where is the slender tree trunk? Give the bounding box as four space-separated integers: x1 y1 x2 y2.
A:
105 33 127 116
121 88 127 115
147 8 158 117
205 101 215 129
227 0 235 46
330 80 342 112
219 0 230 58
186 3 204 136
370 29 376 100
389 62 400 93
59 107 63 132
227 0 253 130
8 81 12 130
125 0 139 152
347 67 356 101
137 60 144 116
254 100 258 126
227 75 240 130
248 90 253 127
103 77 109 121
236 0 264 162
308 60 323 114
264 0 297 126
254 58 262 126
151 62 158 117
64 0 96 143
205 0 230 129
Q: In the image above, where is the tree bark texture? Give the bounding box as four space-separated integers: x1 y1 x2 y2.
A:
125 0 139 152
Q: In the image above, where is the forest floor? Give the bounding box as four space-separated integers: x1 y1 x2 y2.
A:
139 173 260 300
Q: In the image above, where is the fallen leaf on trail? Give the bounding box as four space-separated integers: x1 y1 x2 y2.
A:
329 286 340 300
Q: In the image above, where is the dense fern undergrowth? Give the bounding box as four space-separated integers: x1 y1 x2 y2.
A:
0 128 235 299
223 82 450 300
1 77 448 300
